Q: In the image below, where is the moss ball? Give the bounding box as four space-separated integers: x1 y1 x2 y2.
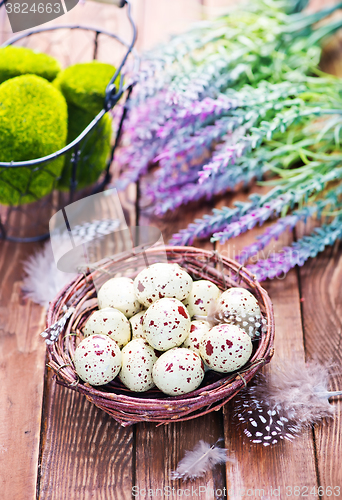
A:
0 75 68 205
58 104 112 190
0 46 61 85
57 61 118 115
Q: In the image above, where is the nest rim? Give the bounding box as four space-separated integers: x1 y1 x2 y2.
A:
46 245 275 426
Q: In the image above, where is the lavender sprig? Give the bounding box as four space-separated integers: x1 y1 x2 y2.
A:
247 215 342 281
198 105 326 182
149 159 267 215
211 163 342 244
237 182 342 263
155 95 240 140
171 163 342 246
211 194 294 244
170 200 259 246
237 207 317 264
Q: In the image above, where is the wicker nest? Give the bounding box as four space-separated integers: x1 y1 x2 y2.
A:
46 246 275 426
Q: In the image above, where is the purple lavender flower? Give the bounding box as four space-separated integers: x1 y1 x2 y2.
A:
150 162 265 216
115 92 173 189
169 204 251 246
246 215 342 281
198 99 305 182
211 193 294 244
152 118 234 191
199 142 247 182
156 95 240 140
237 205 318 264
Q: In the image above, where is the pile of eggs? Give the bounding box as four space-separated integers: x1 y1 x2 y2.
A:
73 263 263 396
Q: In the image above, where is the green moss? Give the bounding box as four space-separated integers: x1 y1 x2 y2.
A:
57 61 118 115
0 75 68 205
52 70 63 92
58 104 112 190
0 46 61 85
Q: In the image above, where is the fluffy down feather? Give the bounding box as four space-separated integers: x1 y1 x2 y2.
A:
171 440 234 481
22 219 121 308
194 299 267 339
22 240 77 308
234 360 342 446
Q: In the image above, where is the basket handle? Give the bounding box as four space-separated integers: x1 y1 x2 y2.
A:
89 0 126 6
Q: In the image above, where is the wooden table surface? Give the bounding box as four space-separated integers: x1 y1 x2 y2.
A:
1 1 342 499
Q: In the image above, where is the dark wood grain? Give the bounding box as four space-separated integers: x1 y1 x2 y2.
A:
135 415 226 500
0 240 46 500
38 372 134 500
297 230 342 500
214 190 319 498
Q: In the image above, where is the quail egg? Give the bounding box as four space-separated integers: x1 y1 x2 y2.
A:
152 348 205 396
217 287 262 338
98 276 142 318
199 324 252 373
119 338 158 392
183 280 221 317
129 311 146 339
134 262 193 307
83 307 131 348
183 320 210 355
143 297 191 351
74 334 122 386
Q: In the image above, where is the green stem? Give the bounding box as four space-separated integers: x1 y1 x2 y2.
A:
308 18 342 46
288 2 342 33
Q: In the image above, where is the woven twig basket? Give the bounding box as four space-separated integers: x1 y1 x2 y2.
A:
46 246 275 426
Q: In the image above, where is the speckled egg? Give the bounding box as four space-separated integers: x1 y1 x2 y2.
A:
183 280 221 317
129 311 146 339
183 320 210 355
199 324 252 373
83 307 131 348
98 277 142 318
217 287 262 339
74 334 122 386
119 338 158 392
134 263 193 308
143 298 191 351
152 348 205 396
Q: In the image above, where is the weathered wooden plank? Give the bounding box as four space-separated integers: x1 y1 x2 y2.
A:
38 371 134 500
220 269 319 500
0 242 46 500
135 416 226 500
213 190 319 499
297 227 342 500
135 169 227 498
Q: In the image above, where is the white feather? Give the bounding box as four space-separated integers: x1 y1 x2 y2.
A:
22 240 77 308
251 360 341 425
234 359 342 446
22 219 120 308
171 440 234 481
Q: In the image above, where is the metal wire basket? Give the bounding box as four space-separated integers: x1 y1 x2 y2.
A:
0 0 138 242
